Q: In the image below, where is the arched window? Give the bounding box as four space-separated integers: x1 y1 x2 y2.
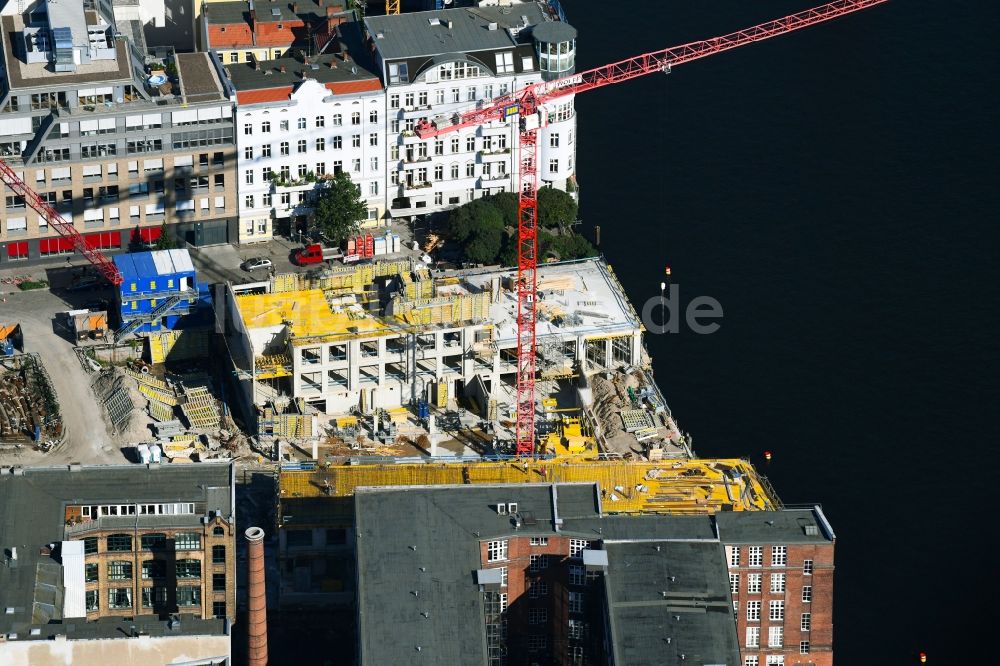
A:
213 526 225 536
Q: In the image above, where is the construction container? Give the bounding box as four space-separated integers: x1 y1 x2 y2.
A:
113 249 201 335
373 237 387 256
70 311 108 341
149 443 162 463
137 443 151 464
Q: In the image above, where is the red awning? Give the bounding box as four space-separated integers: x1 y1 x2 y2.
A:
39 237 75 255
84 231 121 250
132 226 163 243
5 242 28 259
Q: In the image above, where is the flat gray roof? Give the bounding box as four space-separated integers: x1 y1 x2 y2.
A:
0 462 233 640
365 4 548 60
176 52 226 100
716 505 836 544
354 483 599 665
604 540 741 666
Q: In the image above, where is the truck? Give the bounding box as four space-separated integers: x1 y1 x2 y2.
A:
292 243 345 266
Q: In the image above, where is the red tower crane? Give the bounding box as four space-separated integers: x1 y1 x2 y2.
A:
0 160 124 285
416 0 886 456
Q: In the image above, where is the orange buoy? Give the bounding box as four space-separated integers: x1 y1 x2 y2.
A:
919 653 927 664
764 450 773 461
665 265 672 277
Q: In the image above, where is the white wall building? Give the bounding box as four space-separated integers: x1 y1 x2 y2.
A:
364 3 578 220
228 49 385 244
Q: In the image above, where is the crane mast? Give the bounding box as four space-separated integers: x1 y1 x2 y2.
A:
416 0 886 457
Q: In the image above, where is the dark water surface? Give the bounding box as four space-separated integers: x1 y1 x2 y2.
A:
565 0 998 662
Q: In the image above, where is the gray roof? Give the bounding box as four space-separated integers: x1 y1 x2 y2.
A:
603 541 741 666
205 0 349 25
0 462 234 640
716 505 836 544
354 483 599 665
365 4 548 60
562 514 718 542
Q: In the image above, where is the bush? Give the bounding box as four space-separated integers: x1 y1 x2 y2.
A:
17 279 48 291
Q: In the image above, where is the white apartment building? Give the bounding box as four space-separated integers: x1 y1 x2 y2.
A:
228 46 385 244
364 3 578 220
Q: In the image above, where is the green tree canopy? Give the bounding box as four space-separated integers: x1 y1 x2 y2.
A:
537 187 578 229
154 222 175 250
312 172 366 244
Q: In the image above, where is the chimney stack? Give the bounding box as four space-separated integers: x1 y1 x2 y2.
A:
291 1 298 13
246 527 268 666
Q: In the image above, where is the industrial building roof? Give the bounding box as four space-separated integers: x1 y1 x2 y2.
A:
354 483 748 666
715 505 836 544
603 540 741 666
364 4 548 60
354 483 599 665
114 249 196 283
0 462 234 640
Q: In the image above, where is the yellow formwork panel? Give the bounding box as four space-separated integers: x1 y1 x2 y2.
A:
239 289 390 340
279 458 780 514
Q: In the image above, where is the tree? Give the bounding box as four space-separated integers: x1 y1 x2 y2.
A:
154 222 175 250
537 187 578 229
312 172 366 244
464 206 505 264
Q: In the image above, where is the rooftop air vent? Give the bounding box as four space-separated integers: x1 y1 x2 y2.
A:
488 22 498 31
271 8 281 16
428 18 440 26
804 524 819 536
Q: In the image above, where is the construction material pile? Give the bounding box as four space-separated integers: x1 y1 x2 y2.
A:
126 364 221 432
0 353 62 444
91 369 135 434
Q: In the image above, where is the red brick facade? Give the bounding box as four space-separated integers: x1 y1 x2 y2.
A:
728 542 835 666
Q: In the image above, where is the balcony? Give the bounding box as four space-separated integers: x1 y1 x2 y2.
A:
402 180 434 197
400 131 423 146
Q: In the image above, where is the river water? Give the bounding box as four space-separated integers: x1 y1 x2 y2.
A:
565 0 998 661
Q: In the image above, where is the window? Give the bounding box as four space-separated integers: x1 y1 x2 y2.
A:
108 561 133 580
730 573 740 594
244 122 253 135
549 158 559 172
529 554 548 573
497 566 508 587
85 563 98 583
141 533 166 550
729 547 740 567
770 573 786 593
467 86 476 101
772 546 787 566
487 539 508 562
262 144 272 157
280 120 289 131
245 194 254 208
747 573 762 593
451 88 460 103
528 608 547 625
733 600 739 620
745 626 760 648
769 600 784 621
316 137 325 151
83 538 98 555
768 625 784 648
388 62 409 84
495 52 514 74
799 641 810 654
175 532 201 550
801 612 811 631
550 133 560 148
213 572 226 591
298 164 307 178
767 657 786 666
261 121 271 133
748 546 763 567
568 592 584 613
803 559 814 575
528 580 548 599
435 89 445 105
213 545 226 564
352 134 361 148
569 565 586 586
390 94 400 109
245 169 254 185
213 526 224 537
107 534 132 552
369 133 378 146
244 146 253 160
108 587 132 609
142 586 167 608
802 586 812 602
747 600 761 621
527 635 547 651
177 586 201 606
745 658 759 666
530 537 548 547
298 139 307 153
176 559 201 578
142 559 166 579
280 142 289 156
331 136 343 150
86 589 99 612
332 114 342 126
295 117 306 130
213 601 227 618
466 162 475 177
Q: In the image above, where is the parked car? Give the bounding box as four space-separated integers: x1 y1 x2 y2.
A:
241 257 273 272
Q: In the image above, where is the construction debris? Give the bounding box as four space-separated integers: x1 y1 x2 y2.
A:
91 370 135 434
0 353 62 444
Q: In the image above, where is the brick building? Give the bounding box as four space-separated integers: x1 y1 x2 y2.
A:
719 507 836 666
0 462 236 666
